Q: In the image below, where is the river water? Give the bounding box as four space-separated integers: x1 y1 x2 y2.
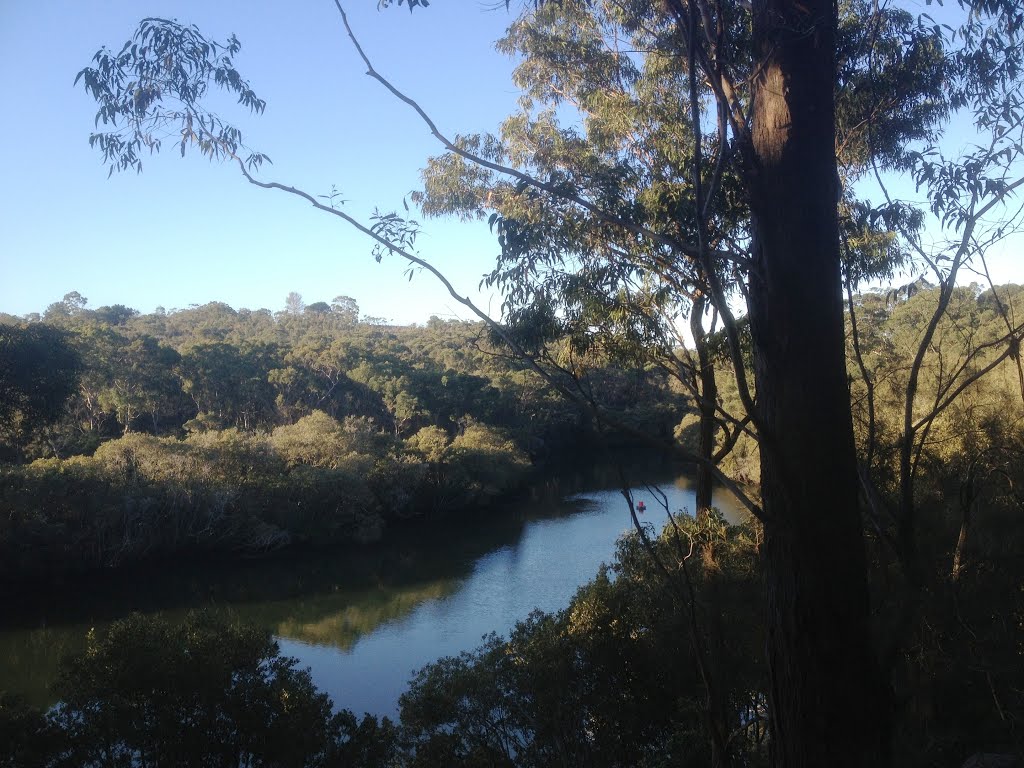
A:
0 464 744 718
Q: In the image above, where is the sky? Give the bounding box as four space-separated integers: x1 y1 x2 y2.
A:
0 1 1020 325
0 0 522 324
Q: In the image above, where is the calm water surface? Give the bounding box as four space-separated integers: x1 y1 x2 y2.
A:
1 465 743 718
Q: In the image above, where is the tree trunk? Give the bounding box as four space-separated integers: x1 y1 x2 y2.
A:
747 0 890 763
688 294 732 767
690 293 718 526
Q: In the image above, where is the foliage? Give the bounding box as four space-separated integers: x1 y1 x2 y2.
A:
399 517 765 768
0 611 400 767
0 323 80 459
75 18 269 175
0 407 531 579
447 419 531 503
850 283 1024 478
0 295 688 579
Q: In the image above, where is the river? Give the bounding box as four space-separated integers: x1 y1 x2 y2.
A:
0 464 744 718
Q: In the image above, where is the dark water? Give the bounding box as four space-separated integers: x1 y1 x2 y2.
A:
0 464 744 718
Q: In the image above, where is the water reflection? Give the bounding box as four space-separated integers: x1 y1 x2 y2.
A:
1 461 744 715
0 519 522 709
271 580 461 650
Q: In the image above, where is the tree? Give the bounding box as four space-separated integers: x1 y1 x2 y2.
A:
402 3 1023 762
75 3 1024 764
332 294 360 324
284 291 306 316
415 0 921 758
179 340 278 430
42 291 89 323
93 303 140 325
95 333 183 434
0 323 81 458
305 300 332 314
0 611 400 767
742 0 890 760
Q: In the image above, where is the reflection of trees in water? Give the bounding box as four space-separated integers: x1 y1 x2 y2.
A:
0 577 456 709
0 576 464 709
0 492 533 709
0 462 686 708
266 580 460 650
0 627 90 709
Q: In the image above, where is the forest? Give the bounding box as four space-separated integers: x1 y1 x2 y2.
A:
3 281 1022 766
3 0 1024 765
0 293 683 580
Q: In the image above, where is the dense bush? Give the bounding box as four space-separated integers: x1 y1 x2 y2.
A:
0 611 400 768
0 300 681 580
0 411 530 580
400 515 766 768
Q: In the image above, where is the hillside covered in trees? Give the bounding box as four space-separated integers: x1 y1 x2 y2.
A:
0 292 683 580
3 274 1023 763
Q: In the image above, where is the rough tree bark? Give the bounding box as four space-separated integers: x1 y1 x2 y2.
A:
747 0 891 763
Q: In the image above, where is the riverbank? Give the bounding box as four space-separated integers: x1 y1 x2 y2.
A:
0 414 540 584
0 441 679 589
0 463 708 714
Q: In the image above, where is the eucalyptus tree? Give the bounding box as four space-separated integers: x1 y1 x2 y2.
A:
408 1 947 763
409 5 1024 763
284 291 306 316
331 294 360 325
74 1 1024 764
42 291 89 322
0 322 81 458
99 333 183 434
174 338 278 431
416 2 756 529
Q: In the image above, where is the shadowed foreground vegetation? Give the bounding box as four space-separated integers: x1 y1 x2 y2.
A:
3 499 1020 766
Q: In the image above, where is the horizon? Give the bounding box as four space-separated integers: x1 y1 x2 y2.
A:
0 291 481 327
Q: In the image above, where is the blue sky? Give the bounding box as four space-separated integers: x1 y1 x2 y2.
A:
0 1 521 323
0 1 1020 324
